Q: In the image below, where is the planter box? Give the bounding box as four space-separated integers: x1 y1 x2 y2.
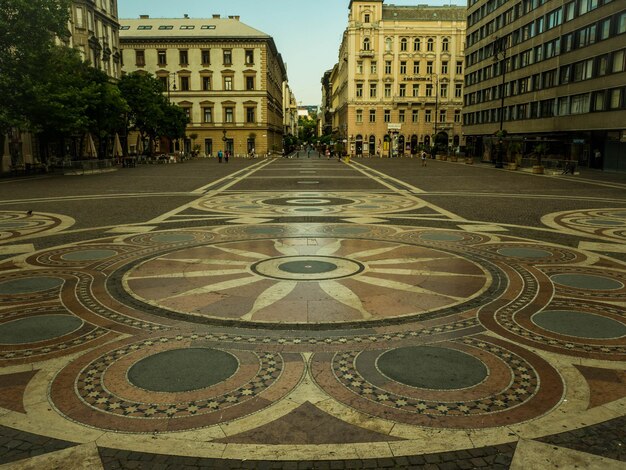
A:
507 162 517 170
532 165 544 174
465 158 474 164
450 156 458 162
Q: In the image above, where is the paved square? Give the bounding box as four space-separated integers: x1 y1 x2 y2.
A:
0 157 625 468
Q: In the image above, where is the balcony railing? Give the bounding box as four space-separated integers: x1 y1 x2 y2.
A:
358 50 375 58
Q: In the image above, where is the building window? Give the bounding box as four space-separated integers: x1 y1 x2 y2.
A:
442 38 449 52
205 138 213 156
363 37 370 51
224 107 234 123
364 13 370 23
384 83 392 98
413 38 421 51
369 109 376 122
399 84 406 97
610 88 622 109
385 61 392 74
370 61 377 74
412 109 419 122
201 50 210 65
613 50 625 73
356 109 363 122
245 49 254 65
440 83 448 98
223 50 232 65
413 61 420 74
183 107 191 122
180 76 190 91
426 61 433 74
439 110 446 122
442 61 448 74
399 109 405 122
357 61 363 74
76 7 84 28
618 12 626 34
456 61 462 74
384 110 391 122
369 83 377 98
179 50 188 65
135 50 145 66
400 61 407 74
427 38 434 51
455 83 462 98
246 107 256 123
202 76 211 91
412 84 419 97
224 76 233 90
426 84 433 97
454 109 461 123
157 50 167 66
570 93 590 114
246 76 255 90
401 38 408 51
425 110 432 122
203 107 213 123
356 83 363 98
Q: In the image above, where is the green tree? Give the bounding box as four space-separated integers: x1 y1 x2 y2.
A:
159 104 189 148
0 0 71 137
297 117 317 144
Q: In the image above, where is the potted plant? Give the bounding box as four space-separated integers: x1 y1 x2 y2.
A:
507 141 522 170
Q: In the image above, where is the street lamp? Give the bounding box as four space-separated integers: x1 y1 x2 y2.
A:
167 72 177 101
493 36 509 168
430 74 439 158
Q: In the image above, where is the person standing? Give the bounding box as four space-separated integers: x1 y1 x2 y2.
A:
225 150 229 163
421 150 427 167
594 149 602 170
217 149 223 163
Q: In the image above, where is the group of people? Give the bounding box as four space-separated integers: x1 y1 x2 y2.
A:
216 150 229 163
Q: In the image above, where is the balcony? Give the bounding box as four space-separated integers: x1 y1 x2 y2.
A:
358 50 375 58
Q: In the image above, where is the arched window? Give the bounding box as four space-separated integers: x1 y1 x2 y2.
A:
363 37 370 51
413 38 421 51
427 38 434 51
385 37 392 52
400 38 408 51
442 38 449 52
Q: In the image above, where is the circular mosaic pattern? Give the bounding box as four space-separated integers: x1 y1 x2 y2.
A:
252 256 364 281
0 211 74 241
0 314 83 344
532 310 626 339
543 208 626 242
192 192 425 216
497 247 553 259
376 346 488 390
128 348 239 392
121 236 491 325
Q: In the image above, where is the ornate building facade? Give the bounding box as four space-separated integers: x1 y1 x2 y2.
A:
463 0 626 170
328 0 466 157
119 15 287 157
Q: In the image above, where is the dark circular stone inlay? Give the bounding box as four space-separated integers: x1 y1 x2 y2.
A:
551 273 623 290
0 277 64 295
377 346 488 390
533 310 626 339
278 260 338 274
128 348 238 393
0 314 83 344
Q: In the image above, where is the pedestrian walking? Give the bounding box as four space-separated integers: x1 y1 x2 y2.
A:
225 150 229 163
217 150 223 163
421 150 427 167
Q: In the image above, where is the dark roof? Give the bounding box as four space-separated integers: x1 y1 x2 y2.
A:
382 5 466 22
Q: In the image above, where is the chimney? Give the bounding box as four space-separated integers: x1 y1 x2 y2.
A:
212 14 220 18
234 15 240 21
139 14 149 19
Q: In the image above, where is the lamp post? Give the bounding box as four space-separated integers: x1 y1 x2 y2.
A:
430 74 439 158
167 72 177 101
493 36 508 168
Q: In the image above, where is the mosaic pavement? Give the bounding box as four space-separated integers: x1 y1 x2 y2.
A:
0 158 625 468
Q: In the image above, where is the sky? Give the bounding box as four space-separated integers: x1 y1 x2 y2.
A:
118 0 464 106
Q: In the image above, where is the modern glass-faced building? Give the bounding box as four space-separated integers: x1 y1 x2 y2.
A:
463 0 626 171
